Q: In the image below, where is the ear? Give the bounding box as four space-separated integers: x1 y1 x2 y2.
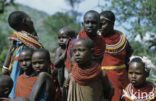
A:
82 22 84 27
4 88 10 95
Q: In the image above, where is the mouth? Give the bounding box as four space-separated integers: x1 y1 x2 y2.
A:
131 80 137 84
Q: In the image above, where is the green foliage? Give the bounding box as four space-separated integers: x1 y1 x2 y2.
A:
103 0 156 39
43 12 81 38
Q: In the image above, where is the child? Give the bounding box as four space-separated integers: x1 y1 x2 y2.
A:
67 39 114 101
31 48 58 101
0 74 13 100
15 48 36 98
55 27 77 87
99 11 133 101
77 10 105 61
2 11 43 99
122 56 156 101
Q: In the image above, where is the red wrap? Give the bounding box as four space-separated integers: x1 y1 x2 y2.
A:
78 30 105 57
101 31 131 101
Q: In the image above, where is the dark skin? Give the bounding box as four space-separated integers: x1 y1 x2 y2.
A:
128 62 148 89
3 14 38 74
19 50 34 76
0 75 13 98
100 15 115 37
65 40 114 100
83 12 100 38
31 51 53 101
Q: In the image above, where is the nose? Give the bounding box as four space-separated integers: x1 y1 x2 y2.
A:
132 73 136 79
75 51 80 56
22 61 26 65
34 63 40 69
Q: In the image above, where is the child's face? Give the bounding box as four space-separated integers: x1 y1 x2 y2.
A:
83 13 99 37
72 41 92 65
58 32 68 47
128 62 147 88
19 51 32 73
99 15 114 36
32 52 49 75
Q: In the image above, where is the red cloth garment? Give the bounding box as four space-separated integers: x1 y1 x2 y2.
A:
72 63 102 85
101 30 131 101
123 82 156 101
65 39 76 73
15 73 37 98
78 30 105 57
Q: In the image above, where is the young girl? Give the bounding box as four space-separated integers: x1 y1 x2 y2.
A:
122 56 156 101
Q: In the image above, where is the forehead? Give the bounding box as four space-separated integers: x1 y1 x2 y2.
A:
73 41 87 48
129 62 144 71
32 52 47 59
20 51 32 57
84 13 99 21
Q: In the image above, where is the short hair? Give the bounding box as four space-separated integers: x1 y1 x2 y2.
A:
0 74 13 91
8 11 28 31
76 38 94 49
100 11 115 23
33 48 51 62
59 27 77 38
83 10 100 22
20 48 34 55
129 56 155 73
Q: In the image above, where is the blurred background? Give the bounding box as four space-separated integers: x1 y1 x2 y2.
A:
0 0 155 83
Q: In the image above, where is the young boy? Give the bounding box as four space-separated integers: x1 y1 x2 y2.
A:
2 11 43 99
77 10 105 61
0 74 13 100
31 48 57 101
122 56 156 101
15 48 37 98
67 39 114 101
55 27 77 87
99 11 133 101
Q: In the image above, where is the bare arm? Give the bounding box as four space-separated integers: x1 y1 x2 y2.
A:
2 41 16 75
31 72 54 101
54 48 66 68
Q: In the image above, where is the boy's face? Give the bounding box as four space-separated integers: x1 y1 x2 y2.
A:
58 32 68 47
99 15 114 36
19 51 32 73
72 41 92 65
128 62 147 88
32 52 49 74
83 13 99 37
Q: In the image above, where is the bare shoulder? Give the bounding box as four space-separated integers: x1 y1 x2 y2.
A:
38 72 52 80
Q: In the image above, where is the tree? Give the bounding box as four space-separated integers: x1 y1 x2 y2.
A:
65 0 84 16
101 0 156 40
43 12 81 39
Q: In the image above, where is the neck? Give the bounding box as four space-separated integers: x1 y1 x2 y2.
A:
133 82 147 89
78 61 94 69
102 29 115 37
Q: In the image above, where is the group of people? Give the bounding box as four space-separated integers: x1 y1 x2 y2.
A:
0 9 155 101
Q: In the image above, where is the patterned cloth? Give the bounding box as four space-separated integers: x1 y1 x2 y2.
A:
15 73 37 98
8 31 43 99
123 82 156 101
